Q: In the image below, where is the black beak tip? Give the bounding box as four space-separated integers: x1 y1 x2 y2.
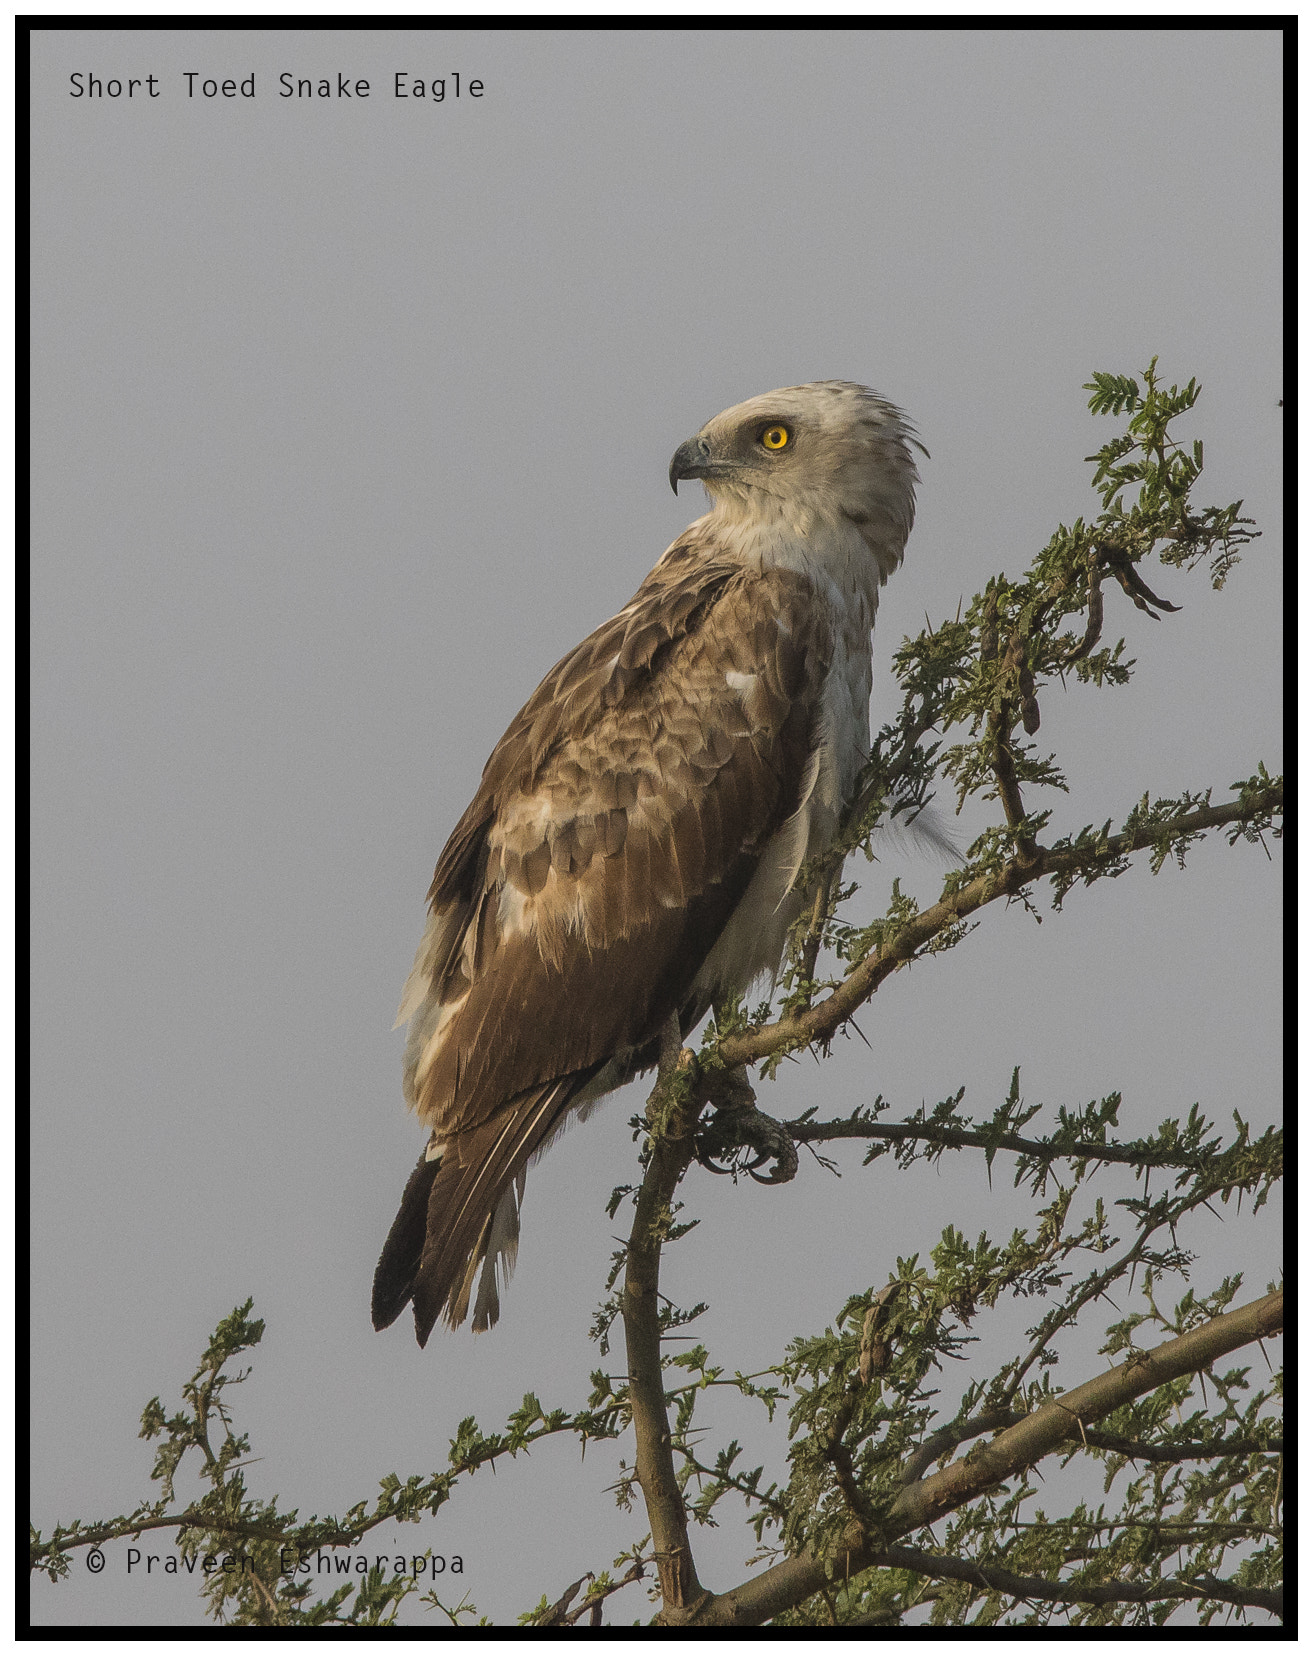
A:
668 436 706 495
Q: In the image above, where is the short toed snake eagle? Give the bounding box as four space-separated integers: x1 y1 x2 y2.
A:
372 381 922 1342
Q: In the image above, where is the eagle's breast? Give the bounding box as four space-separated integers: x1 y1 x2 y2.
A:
692 521 881 1003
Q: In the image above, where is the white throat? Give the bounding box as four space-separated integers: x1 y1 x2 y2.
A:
700 500 886 623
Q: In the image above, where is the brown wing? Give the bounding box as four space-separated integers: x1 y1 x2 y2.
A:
373 529 833 1340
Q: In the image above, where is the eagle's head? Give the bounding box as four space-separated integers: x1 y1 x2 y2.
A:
669 380 924 584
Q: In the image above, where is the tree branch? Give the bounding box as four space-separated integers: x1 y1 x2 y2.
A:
31 1398 628 1579
621 1027 707 1620
791 1116 1216 1171
899 1411 1280 1483
999 1216 1159 1406
714 783 1282 1072
533 1558 648 1627
30 1508 330 1563
987 638 1039 855
675 1446 789 1521
899 1409 1019 1484
872 1543 1282 1618
685 1288 1283 1626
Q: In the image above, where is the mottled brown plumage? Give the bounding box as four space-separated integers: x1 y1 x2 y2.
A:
373 382 922 1342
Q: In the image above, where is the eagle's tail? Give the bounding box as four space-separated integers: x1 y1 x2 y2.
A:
371 1151 441 1334
371 1075 592 1344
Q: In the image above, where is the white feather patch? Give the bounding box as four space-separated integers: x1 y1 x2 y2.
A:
406 988 470 1104
395 905 461 1029
472 1169 527 1329
497 881 531 937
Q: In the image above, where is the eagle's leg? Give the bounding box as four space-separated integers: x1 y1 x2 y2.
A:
694 1066 799 1185
657 1010 684 1080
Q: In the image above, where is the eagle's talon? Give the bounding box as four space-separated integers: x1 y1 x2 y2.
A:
694 1103 799 1186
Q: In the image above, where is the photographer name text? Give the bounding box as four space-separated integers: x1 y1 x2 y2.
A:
118 1546 464 1579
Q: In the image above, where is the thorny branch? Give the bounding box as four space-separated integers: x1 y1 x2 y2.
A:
621 1038 804 1620
899 1412 1281 1484
531 1559 648 1627
867 1543 1281 1619
791 1114 1219 1172
713 783 1282 1074
684 1290 1283 1626
621 1022 710 1620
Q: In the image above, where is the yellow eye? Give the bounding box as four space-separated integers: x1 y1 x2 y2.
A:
761 424 790 451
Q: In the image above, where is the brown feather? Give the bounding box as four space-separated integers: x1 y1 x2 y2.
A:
410 1079 585 1340
371 1151 442 1331
383 545 841 1334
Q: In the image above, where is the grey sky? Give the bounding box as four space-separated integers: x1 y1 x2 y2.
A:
30 27 1282 1627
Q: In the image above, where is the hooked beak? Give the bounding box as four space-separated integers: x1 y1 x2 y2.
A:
668 435 711 495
